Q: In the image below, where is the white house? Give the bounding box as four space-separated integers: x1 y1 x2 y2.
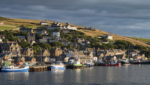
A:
48 22 77 30
104 34 113 40
0 38 2 43
40 22 49 26
63 23 77 30
52 32 60 38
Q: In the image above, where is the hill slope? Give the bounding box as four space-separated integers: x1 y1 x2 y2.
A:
0 16 150 47
78 29 150 47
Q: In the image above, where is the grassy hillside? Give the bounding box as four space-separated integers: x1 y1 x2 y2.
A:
0 16 150 47
0 16 85 30
131 37 150 43
78 29 150 47
0 17 56 30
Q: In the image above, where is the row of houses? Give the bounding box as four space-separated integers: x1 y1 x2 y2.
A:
0 41 64 57
0 42 146 65
0 21 146 65
20 22 77 33
47 22 77 30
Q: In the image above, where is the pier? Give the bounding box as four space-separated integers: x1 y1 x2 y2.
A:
29 65 51 72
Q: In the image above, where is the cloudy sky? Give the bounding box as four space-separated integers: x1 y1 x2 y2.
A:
0 0 150 38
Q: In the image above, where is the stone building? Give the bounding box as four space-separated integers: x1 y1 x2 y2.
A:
24 57 36 64
22 48 34 57
36 49 50 57
0 42 21 57
27 33 35 44
36 56 50 63
50 48 63 57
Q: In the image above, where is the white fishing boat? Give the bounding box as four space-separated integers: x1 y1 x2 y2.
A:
120 59 130 65
1 63 29 72
51 61 66 71
85 60 94 67
1 65 29 72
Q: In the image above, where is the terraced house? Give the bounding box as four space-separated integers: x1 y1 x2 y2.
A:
0 42 21 57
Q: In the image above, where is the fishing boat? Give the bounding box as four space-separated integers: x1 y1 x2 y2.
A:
97 55 119 66
85 60 94 67
67 58 85 69
1 65 29 72
97 58 119 66
51 61 66 71
1 62 29 72
120 59 130 65
130 60 150 64
98 60 119 66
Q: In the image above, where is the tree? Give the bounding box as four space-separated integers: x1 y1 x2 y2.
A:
19 41 31 48
32 44 42 53
114 40 133 49
4 31 18 41
35 34 42 40
50 42 63 47
39 43 51 50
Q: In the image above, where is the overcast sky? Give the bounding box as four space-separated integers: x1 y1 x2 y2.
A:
0 0 150 38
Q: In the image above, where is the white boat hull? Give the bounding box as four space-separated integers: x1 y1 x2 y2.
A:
1 66 29 72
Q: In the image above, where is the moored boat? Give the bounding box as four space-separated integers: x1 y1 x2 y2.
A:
85 60 94 67
98 61 119 66
1 62 29 72
67 58 85 69
130 60 150 64
51 61 66 71
97 59 119 66
120 59 130 65
1 65 29 72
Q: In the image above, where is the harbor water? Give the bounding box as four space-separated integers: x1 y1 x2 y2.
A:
0 65 150 85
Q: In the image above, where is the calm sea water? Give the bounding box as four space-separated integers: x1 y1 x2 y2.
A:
0 65 150 85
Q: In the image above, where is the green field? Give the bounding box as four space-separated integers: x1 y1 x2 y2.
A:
0 16 150 47
131 37 150 43
0 26 17 30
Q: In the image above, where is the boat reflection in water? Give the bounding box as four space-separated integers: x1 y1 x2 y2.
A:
52 69 65 84
3 72 29 81
51 69 65 73
74 69 81 83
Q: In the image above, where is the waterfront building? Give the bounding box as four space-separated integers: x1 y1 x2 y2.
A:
21 48 34 57
50 48 63 57
40 22 49 26
0 42 21 57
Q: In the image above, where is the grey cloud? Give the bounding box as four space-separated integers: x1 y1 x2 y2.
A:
1 0 150 38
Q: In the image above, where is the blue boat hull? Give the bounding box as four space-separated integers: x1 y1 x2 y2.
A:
1 68 29 72
85 64 94 67
51 66 65 70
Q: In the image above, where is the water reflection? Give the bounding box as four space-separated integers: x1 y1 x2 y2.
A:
86 67 94 70
1 66 150 85
3 72 29 81
75 69 81 83
51 70 65 73
105 67 114 82
52 70 65 84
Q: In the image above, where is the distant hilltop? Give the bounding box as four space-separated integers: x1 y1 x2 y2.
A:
0 16 150 47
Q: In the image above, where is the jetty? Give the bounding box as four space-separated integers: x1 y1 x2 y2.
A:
29 65 51 72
